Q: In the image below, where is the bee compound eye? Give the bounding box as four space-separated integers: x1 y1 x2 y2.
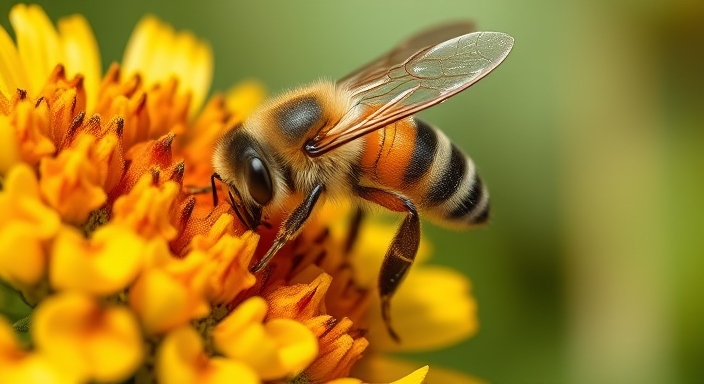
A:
245 156 273 205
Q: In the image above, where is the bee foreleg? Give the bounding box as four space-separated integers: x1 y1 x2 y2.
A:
356 186 420 343
251 183 326 273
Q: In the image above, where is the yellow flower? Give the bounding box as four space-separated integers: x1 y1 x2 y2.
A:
32 291 144 382
50 224 144 295
156 325 260 384
0 317 73 384
0 163 59 289
0 4 480 384
212 296 319 380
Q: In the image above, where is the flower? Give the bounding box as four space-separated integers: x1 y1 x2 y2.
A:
0 4 479 384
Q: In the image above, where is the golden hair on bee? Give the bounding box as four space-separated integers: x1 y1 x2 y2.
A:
212 22 514 342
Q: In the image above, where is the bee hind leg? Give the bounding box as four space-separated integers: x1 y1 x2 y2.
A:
356 186 420 343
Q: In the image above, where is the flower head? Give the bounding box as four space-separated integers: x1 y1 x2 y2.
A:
0 4 479 383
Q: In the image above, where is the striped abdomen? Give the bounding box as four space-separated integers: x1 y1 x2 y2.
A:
360 117 489 227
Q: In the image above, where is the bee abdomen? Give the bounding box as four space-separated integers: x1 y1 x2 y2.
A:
413 120 489 227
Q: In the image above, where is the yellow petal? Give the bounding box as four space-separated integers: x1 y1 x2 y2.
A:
0 164 60 287
392 365 429 384
0 23 29 99
0 225 48 287
353 356 486 384
326 379 362 384
213 296 319 380
367 266 478 352
57 15 101 112
9 4 62 95
345 220 432 289
32 291 144 383
224 80 266 119
50 224 145 295
157 326 260 384
122 16 212 116
129 249 211 334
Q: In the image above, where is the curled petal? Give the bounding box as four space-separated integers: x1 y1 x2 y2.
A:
157 326 260 384
50 224 144 295
266 271 332 321
305 316 368 382
189 215 258 303
0 317 73 384
39 134 107 224
8 99 55 167
32 291 144 383
213 296 319 380
111 175 180 241
129 248 211 334
0 164 60 286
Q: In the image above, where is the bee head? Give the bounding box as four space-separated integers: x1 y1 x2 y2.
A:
213 128 276 229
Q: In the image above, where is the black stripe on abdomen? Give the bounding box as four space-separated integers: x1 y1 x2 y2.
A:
448 174 484 219
403 119 438 185
425 143 465 205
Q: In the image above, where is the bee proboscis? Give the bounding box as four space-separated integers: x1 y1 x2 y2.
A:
212 22 514 341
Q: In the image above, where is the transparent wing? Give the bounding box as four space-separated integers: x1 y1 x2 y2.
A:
305 31 514 156
339 21 475 86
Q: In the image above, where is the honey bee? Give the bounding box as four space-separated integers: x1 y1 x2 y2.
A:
212 22 514 341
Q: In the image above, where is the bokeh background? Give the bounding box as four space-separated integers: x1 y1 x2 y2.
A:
1 1 703 383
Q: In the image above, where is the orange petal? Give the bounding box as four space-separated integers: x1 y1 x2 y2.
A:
39 134 107 224
0 115 21 172
266 272 332 321
9 99 55 167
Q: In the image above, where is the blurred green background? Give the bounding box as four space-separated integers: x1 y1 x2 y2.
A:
2 0 703 383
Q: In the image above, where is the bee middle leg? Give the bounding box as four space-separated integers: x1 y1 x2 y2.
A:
355 186 420 343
